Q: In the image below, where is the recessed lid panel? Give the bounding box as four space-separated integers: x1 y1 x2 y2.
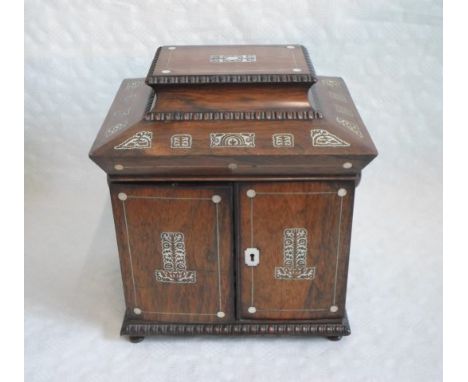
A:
146 45 317 85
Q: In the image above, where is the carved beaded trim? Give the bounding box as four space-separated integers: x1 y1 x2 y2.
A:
144 110 322 121
145 46 163 85
147 73 317 85
300 45 316 76
121 322 351 336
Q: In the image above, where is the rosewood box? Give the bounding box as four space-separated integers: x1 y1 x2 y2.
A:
89 45 377 342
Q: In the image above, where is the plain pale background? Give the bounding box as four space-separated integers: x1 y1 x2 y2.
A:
25 0 442 381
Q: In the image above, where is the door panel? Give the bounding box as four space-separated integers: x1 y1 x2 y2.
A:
111 183 234 323
238 181 354 320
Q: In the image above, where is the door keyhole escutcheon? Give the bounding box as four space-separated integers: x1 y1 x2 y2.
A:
245 248 260 266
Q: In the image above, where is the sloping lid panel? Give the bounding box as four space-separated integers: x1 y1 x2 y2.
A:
89 79 153 156
89 76 377 177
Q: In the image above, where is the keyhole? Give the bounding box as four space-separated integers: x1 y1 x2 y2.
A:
250 253 255 262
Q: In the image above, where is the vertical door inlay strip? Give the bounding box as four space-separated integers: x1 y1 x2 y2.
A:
250 197 255 307
250 198 254 247
251 268 254 307
333 197 344 305
122 201 138 306
215 202 222 311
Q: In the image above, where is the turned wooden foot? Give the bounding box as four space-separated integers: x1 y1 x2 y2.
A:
327 336 342 341
129 336 145 343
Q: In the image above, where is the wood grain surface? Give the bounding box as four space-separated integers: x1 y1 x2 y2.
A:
146 45 315 84
237 181 354 320
89 76 377 177
149 84 312 113
110 183 234 323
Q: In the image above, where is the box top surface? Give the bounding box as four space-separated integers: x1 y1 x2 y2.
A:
146 45 317 85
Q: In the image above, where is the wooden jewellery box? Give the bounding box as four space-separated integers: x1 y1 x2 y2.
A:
89 45 377 343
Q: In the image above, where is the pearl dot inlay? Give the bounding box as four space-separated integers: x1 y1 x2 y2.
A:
217 311 225 318
286 45 295 49
168 46 176 50
330 305 339 313
133 308 142 315
246 189 256 198
293 68 302 72
228 163 238 170
162 69 171 74
118 192 127 201
337 188 347 197
248 306 256 314
212 195 222 204
343 162 353 169
114 164 124 171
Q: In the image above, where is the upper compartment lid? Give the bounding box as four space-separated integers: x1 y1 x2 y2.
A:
146 45 317 85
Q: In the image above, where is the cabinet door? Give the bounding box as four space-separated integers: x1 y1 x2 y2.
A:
238 181 354 320
110 183 234 323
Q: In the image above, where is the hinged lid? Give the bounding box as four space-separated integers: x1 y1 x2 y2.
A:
145 45 317 85
89 45 377 178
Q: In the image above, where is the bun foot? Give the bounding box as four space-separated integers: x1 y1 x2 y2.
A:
129 336 145 343
327 336 342 341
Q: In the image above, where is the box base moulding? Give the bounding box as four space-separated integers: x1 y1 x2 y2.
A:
120 311 351 343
